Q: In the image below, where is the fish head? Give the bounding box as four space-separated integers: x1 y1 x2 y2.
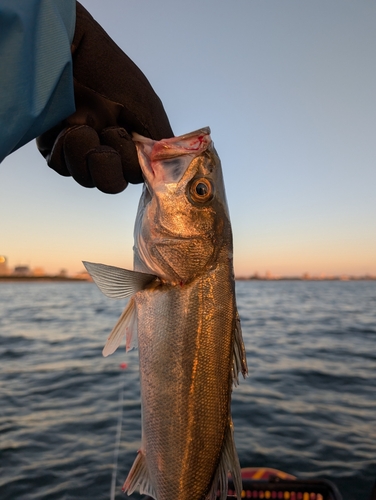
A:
132 127 233 285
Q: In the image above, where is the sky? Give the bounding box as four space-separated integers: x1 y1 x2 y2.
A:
1 0 375 277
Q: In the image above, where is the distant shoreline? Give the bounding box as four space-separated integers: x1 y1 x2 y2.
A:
0 276 90 282
237 276 376 281
0 275 375 283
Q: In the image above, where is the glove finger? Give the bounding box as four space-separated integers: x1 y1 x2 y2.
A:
37 125 71 177
87 146 128 194
119 97 174 142
100 127 143 184
36 123 65 159
63 125 101 187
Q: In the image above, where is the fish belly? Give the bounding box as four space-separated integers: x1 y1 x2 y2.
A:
135 267 236 500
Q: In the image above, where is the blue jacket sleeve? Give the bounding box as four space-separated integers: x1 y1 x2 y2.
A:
0 0 76 163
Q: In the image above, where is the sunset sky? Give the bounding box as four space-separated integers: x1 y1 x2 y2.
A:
1 0 375 277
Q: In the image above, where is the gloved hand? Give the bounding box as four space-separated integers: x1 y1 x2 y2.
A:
37 2 173 194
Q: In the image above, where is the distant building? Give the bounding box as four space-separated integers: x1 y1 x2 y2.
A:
13 265 31 277
32 267 45 277
0 255 9 275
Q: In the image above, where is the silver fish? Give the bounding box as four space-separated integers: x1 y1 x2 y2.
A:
84 127 247 500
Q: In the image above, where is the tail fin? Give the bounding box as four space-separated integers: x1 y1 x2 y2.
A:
209 420 242 500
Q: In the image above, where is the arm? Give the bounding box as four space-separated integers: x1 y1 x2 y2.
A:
0 0 76 161
1 1 173 194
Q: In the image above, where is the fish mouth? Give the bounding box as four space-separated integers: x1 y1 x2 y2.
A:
133 128 212 188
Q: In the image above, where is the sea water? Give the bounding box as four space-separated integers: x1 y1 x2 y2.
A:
0 280 375 499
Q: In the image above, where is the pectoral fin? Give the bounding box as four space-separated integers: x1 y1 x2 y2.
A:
83 261 157 299
102 297 137 357
232 311 248 385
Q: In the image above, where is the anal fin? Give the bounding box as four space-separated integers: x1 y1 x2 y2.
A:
122 450 156 499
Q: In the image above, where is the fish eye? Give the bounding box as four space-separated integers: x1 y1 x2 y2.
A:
189 177 214 204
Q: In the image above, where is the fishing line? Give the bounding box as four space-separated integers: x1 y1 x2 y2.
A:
110 363 127 500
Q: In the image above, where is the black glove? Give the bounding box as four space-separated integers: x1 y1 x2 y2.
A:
37 2 173 194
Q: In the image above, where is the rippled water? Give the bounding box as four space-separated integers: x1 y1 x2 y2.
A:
0 280 375 499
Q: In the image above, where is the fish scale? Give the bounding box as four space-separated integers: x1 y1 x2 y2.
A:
135 272 233 500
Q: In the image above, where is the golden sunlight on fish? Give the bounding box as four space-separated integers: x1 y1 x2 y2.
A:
83 127 248 500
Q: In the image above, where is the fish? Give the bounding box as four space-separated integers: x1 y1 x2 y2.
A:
83 127 248 500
